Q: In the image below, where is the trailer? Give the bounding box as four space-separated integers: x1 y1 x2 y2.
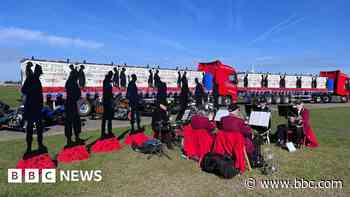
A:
20 58 204 116
198 60 350 104
20 58 349 117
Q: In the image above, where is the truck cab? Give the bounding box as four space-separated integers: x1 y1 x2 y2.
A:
198 60 238 104
320 70 350 102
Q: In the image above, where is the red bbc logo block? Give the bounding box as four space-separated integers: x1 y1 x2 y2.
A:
8 169 56 183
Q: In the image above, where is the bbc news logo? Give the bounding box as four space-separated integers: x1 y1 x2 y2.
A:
8 169 102 183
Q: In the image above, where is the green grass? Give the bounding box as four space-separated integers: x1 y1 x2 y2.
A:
0 107 349 197
0 86 21 108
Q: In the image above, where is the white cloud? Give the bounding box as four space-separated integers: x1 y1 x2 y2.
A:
0 27 104 49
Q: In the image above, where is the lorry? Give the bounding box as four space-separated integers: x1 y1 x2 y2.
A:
198 60 350 104
20 58 349 117
20 58 204 116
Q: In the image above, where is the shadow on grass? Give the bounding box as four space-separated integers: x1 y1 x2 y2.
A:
117 129 131 141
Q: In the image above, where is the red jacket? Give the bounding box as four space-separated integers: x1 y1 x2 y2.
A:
301 108 319 148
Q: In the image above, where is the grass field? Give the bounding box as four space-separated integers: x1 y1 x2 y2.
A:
0 86 21 108
0 106 349 197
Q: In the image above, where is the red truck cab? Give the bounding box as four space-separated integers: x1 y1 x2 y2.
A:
320 70 350 102
198 60 238 103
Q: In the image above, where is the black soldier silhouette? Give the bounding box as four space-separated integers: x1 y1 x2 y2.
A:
21 64 46 155
244 73 248 88
280 74 286 88
78 65 86 88
120 67 127 88
22 62 34 107
154 69 160 88
25 62 34 78
148 69 154 88
101 71 114 138
312 76 317 88
261 74 268 88
182 71 188 86
113 66 120 88
194 78 205 109
176 76 190 121
64 65 84 147
126 74 141 132
152 80 173 148
177 70 182 88
296 76 302 88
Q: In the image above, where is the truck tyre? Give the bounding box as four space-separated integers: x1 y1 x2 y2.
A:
315 96 322 103
341 96 348 103
78 99 92 117
282 96 289 104
274 96 281 104
266 96 272 104
322 96 331 103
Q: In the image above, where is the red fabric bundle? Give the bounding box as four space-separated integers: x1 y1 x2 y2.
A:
57 145 90 164
212 131 246 173
91 137 122 153
183 125 214 160
17 153 56 174
124 132 151 146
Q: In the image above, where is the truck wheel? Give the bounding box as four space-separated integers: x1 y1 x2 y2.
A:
315 97 322 103
78 99 92 117
266 96 272 104
274 96 281 104
341 96 348 103
282 96 290 104
322 96 331 103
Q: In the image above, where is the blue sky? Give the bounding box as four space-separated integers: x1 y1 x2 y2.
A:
0 0 349 80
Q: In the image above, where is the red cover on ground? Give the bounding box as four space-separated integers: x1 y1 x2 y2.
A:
301 108 319 148
124 132 151 146
183 125 214 160
17 153 56 173
212 131 246 173
57 145 90 164
91 137 122 153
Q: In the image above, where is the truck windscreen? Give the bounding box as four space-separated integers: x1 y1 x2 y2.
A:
346 79 350 90
229 74 238 84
